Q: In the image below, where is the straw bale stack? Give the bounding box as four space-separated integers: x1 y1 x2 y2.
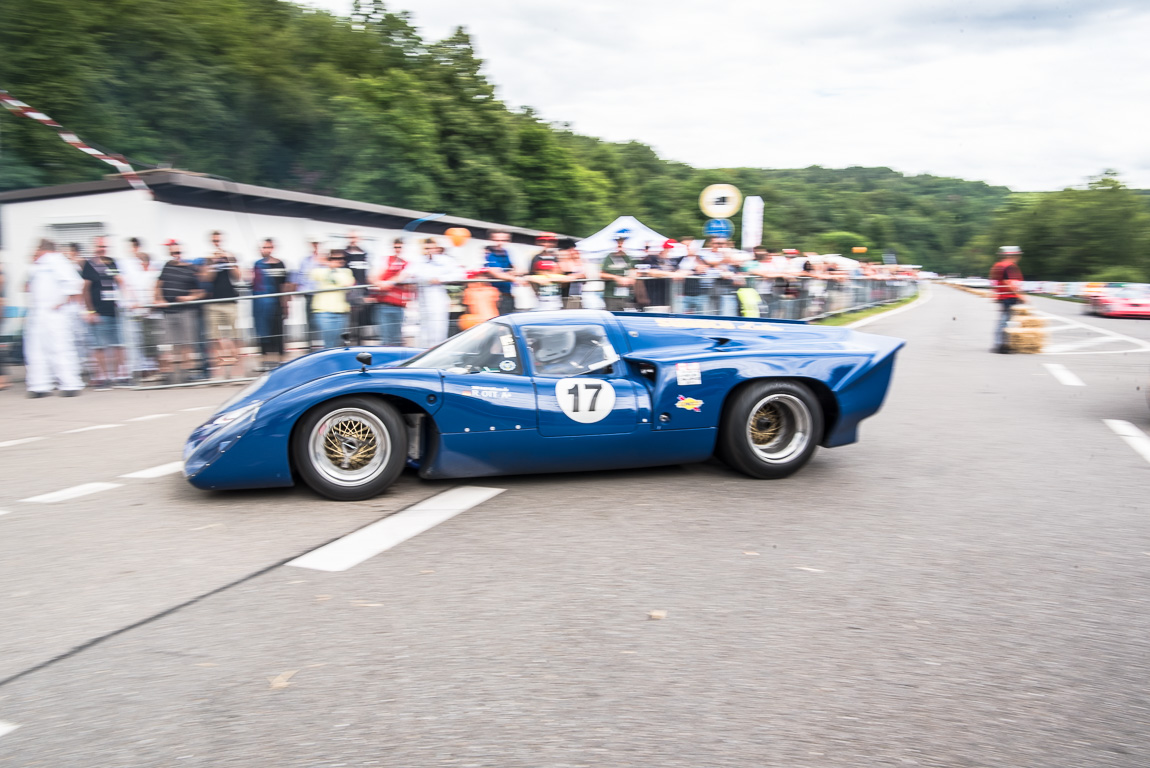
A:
1005 304 1045 353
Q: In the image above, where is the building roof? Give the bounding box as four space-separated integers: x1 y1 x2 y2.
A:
0 170 572 245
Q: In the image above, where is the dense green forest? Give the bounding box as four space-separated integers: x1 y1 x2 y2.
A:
2 0 1148 279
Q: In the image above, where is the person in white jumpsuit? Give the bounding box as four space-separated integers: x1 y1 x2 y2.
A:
25 239 85 396
400 238 464 349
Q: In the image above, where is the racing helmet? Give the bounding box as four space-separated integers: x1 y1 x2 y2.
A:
532 328 577 364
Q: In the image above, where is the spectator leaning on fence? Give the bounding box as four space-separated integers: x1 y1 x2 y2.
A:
122 238 162 380
25 238 85 397
80 235 126 389
600 235 636 311
295 240 322 347
155 240 203 383
674 240 708 315
251 238 292 369
635 239 678 311
401 238 465 349
310 249 356 349
344 231 373 344
372 237 410 347
483 231 522 316
202 231 242 379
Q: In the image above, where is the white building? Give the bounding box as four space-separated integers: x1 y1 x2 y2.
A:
0 169 564 308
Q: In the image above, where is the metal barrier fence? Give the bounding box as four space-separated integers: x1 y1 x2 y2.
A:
3 276 917 390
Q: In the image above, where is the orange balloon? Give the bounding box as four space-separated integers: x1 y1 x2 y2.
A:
446 227 471 248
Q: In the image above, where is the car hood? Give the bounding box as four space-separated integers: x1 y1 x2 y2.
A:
212 346 423 416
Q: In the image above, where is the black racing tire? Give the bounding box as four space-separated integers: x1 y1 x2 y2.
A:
292 396 407 501
717 380 824 480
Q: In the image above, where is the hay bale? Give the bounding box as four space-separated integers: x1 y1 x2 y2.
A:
1005 326 1045 353
1018 315 1045 329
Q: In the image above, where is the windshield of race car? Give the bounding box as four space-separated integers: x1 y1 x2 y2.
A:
400 322 522 375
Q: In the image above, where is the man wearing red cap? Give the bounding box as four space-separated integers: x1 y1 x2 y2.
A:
635 239 679 310
989 245 1026 353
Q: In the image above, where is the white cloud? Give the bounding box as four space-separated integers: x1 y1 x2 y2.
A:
304 0 1150 190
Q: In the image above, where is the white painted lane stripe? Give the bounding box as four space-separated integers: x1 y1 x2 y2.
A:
287 486 506 572
120 461 185 479
0 721 19 739
181 406 214 412
1044 336 1123 354
1104 420 1150 465
848 284 932 329
127 413 172 422
0 437 44 448
1035 310 1150 354
0 510 10 517
1042 363 1085 387
21 482 123 503
62 424 123 434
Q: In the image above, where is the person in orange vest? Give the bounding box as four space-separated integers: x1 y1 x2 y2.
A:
989 245 1027 353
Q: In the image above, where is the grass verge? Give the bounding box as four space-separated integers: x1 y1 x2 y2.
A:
813 294 920 326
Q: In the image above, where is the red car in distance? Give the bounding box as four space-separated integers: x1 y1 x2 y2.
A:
1088 285 1150 318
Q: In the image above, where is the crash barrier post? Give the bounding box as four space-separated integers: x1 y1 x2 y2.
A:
3 275 918 390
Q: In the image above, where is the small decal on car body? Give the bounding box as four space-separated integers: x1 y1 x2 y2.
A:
675 395 703 412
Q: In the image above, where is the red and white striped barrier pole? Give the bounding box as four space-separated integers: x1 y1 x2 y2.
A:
0 87 148 191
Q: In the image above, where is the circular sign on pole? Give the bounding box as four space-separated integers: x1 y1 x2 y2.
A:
699 184 742 218
703 218 734 239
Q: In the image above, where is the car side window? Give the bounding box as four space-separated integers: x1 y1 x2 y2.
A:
401 321 522 375
523 325 618 377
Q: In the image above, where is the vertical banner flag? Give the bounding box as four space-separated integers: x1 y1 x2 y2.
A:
0 87 147 191
741 195 764 251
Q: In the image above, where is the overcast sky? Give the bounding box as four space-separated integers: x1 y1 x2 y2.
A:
306 0 1150 191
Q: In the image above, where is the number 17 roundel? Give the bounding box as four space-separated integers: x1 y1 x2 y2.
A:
555 378 616 424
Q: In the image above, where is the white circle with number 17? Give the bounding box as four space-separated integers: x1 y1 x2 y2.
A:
555 378 616 424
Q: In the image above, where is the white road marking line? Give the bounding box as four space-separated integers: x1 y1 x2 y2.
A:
127 413 172 422
181 406 214 412
1044 336 1124 354
1035 310 1150 355
0 510 10 517
1042 363 1085 387
848 284 932 329
0 721 19 739
61 424 123 434
120 461 185 479
21 482 123 504
287 486 506 572
0 437 44 448
1103 420 1150 466
795 567 825 573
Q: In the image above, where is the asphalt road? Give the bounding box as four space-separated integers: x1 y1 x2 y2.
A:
1 285 1149 767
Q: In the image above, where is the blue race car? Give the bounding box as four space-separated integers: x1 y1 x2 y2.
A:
184 310 903 501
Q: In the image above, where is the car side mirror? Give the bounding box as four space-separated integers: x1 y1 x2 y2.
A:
356 352 373 372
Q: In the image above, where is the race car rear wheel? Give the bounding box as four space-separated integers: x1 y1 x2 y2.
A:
293 396 407 501
718 380 823 479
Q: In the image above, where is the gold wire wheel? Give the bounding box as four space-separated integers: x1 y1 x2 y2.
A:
309 407 391 487
745 392 811 464
323 417 378 470
750 403 784 447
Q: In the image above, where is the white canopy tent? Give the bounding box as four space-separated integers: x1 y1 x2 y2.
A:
575 215 671 255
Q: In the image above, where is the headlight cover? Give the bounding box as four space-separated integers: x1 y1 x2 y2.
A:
207 401 262 431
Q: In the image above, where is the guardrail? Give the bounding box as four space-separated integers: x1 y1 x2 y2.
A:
1 275 917 390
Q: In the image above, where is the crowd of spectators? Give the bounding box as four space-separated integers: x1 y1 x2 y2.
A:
1 228 915 397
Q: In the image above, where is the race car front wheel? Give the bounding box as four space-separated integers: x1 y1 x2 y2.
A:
718 380 823 479
293 396 407 501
